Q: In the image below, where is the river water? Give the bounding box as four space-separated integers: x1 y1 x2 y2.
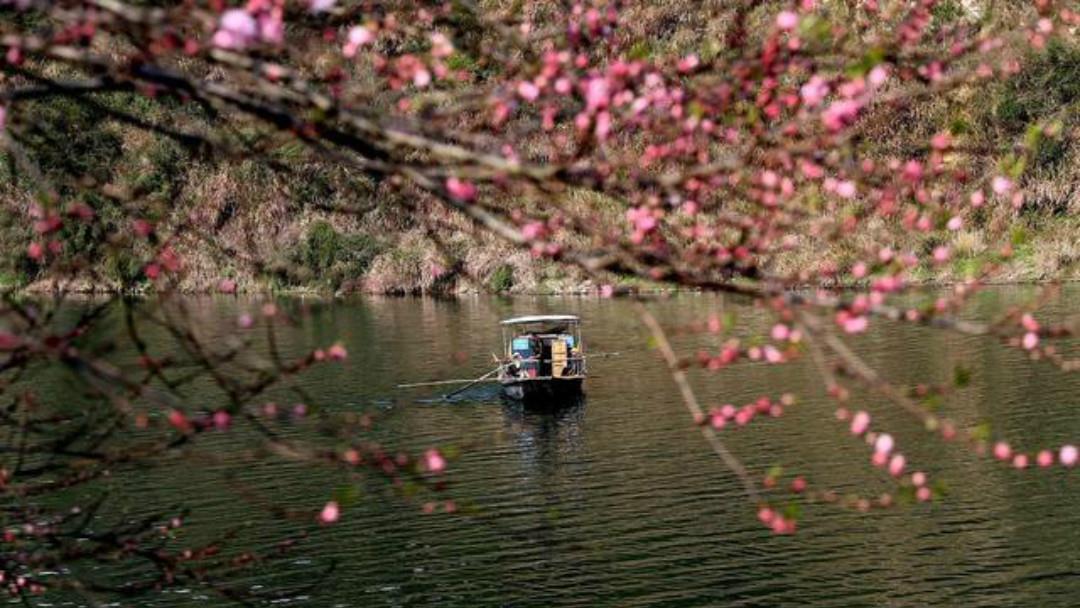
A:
58 286 1080 606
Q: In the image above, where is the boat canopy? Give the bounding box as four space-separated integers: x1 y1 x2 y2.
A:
500 314 580 326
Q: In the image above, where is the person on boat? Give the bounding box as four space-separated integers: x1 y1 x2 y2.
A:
508 334 541 378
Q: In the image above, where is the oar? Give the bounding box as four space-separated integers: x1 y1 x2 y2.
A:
394 366 501 389
441 366 502 400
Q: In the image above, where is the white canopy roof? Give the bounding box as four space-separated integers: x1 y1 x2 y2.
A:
501 314 579 325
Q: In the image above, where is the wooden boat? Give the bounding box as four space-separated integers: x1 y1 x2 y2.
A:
499 315 586 401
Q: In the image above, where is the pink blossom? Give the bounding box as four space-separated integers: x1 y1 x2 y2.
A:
868 65 889 87
218 278 237 294
424 448 446 473
213 9 257 49
763 345 783 364
770 324 790 341
942 423 957 441
677 54 700 73
1060 445 1078 467
801 160 825 179
1022 332 1038 351
790 476 807 493
327 343 348 361
1012 454 1029 469
993 441 1011 461
871 450 887 467
931 132 952 150
213 410 231 430
946 216 963 231
307 0 335 12
842 315 868 334
348 25 374 46
888 454 906 477
771 515 796 535
521 221 546 241
258 13 283 44
799 76 829 107
970 190 985 207
319 501 340 524
168 409 191 433
911 471 927 487
874 433 894 455
517 81 540 101
238 313 254 329
720 404 736 419
1021 313 1040 332
836 180 857 199
446 177 478 202
595 111 612 140
851 411 871 435
133 219 154 238
991 176 1013 195
429 33 454 58
1037 450 1054 467
916 486 932 502
822 99 862 132
776 10 799 30
734 408 753 426
342 25 374 58
584 77 610 112
932 246 951 264
902 160 924 183
27 242 43 260
851 262 868 278
625 207 657 233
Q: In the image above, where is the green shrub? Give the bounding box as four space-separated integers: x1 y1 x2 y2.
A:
129 139 189 204
296 221 382 289
303 221 340 273
996 41 1080 133
104 250 146 286
930 0 967 30
19 97 123 189
489 264 514 293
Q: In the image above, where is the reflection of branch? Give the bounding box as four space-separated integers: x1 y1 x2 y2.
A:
638 304 760 503
799 311 932 426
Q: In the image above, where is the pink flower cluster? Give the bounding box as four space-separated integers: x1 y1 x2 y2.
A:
625 206 659 244
758 506 797 535
1020 313 1040 351
342 25 375 58
213 3 284 50
708 395 794 430
839 409 934 500
992 442 1077 469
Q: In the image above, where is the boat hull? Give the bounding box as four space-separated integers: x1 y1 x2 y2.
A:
501 377 584 401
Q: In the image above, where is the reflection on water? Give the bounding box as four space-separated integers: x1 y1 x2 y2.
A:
81 287 1080 607
502 396 588 473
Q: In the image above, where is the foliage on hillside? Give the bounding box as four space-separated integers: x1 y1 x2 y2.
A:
0 1 1075 294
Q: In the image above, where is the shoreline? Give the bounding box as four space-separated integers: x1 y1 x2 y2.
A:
7 276 1076 299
